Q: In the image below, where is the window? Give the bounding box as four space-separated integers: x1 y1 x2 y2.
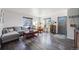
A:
21 17 33 28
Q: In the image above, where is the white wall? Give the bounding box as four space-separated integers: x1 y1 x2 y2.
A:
0 9 3 36
67 8 79 39
67 18 75 39
3 9 32 27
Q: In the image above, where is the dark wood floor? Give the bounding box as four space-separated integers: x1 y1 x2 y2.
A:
1 32 74 50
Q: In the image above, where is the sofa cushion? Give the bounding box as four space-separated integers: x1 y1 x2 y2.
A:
2 27 15 34
2 31 19 43
8 28 14 32
2 28 9 34
2 31 19 37
14 27 22 31
2 31 19 40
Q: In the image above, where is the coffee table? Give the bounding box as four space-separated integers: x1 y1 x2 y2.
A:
23 31 39 39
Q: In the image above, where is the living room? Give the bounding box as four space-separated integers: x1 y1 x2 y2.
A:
0 8 79 50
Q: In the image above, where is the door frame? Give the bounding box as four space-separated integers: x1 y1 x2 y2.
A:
58 16 67 35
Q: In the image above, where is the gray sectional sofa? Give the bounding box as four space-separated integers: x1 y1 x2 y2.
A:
1 27 20 43
0 26 32 44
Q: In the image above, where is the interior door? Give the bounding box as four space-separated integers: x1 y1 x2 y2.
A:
58 16 67 35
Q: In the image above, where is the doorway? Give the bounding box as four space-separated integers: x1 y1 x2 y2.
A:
58 16 67 35
44 18 51 32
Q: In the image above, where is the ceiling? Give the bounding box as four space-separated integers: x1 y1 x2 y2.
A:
5 8 68 17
